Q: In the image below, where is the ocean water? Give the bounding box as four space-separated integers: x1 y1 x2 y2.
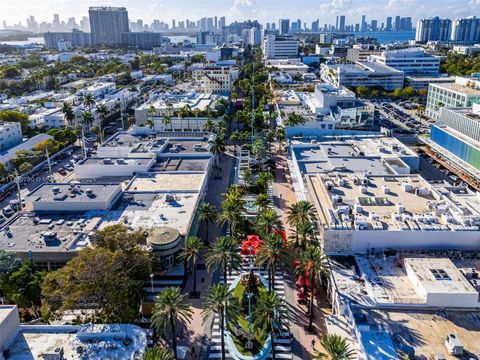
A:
1 37 45 46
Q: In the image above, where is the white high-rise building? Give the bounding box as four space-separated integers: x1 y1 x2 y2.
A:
415 17 451 42
262 34 299 59
451 17 480 43
247 27 261 46
370 48 440 76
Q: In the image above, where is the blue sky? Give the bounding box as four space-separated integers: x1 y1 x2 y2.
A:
1 0 479 26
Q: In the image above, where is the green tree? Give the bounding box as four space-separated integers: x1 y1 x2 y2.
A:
197 202 217 244
0 110 30 133
203 117 215 133
252 138 267 160
276 127 286 153
61 102 75 127
401 87 416 98
252 292 288 360
209 135 226 169
284 112 305 127
289 221 316 250
217 199 245 239
255 172 274 194
312 334 356 360
18 162 33 174
254 193 272 212
206 236 241 284
151 287 193 360
82 111 93 128
0 250 21 275
94 224 145 253
1 261 45 315
241 269 260 313
177 236 204 296
295 246 329 332
41 246 149 323
0 163 7 179
255 234 290 293
255 208 283 235
393 88 403 98
356 86 369 97
202 284 241 360
287 201 317 250
143 345 175 360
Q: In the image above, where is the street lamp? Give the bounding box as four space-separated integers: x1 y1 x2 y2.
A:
246 245 254 350
150 273 154 294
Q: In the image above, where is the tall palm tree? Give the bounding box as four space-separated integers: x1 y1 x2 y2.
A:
198 202 217 244
276 127 286 153
206 236 241 284
202 284 241 360
256 172 274 194
95 104 108 143
252 292 289 360
287 201 317 249
151 287 193 360
255 233 290 293
61 102 75 128
177 236 204 296
83 93 96 111
203 117 215 133
224 185 244 204
82 111 93 129
255 208 283 235
295 246 328 332
217 200 245 239
254 193 272 212
289 221 316 250
143 345 175 360
209 135 226 169
312 334 356 360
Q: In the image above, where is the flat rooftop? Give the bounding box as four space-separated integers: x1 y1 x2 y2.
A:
0 214 94 255
431 81 480 95
127 172 206 192
6 324 146 360
153 157 210 172
359 309 480 360
27 183 121 204
102 192 200 235
78 157 153 166
160 139 210 154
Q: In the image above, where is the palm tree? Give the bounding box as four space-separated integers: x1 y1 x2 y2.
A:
256 172 274 194
61 102 75 128
209 135 226 170
289 221 316 250
143 345 175 360
217 200 245 239
177 236 204 296
202 284 241 360
224 185 244 204
206 236 241 284
295 246 328 332
203 117 215 133
147 105 157 129
276 127 286 153
83 93 96 111
255 233 290 293
255 208 283 235
254 193 272 212
252 292 289 360
197 202 217 244
151 287 193 360
161 115 172 131
82 111 93 129
287 201 317 250
95 104 108 143
312 334 356 360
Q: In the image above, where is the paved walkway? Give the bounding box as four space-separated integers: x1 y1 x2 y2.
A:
271 145 332 360
180 147 236 360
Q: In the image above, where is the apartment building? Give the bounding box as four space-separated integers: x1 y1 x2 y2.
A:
262 34 299 60
426 76 480 119
0 122 22 152
192 65 239 93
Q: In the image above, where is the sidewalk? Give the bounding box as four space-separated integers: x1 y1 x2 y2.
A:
181 147 236 360
271 144 331 360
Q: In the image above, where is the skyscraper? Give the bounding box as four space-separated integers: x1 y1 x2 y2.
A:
371 20 378 31
339 15 346 32
336 16 339 31
386 16 392 31
394 16 401 31
312 19 320 33
279 19 290 35
219 16 226 30
214 16 218 30
451 17 480 43
89 6 129 46
415 17 452 42
361 15 367 32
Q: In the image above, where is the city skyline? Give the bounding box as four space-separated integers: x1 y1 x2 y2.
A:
1 0 479 29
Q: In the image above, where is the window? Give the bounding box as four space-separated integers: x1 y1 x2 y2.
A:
430 268 451 280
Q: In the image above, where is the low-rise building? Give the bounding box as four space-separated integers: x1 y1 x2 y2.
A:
265 59 309 74
192 65 239 93
426 76 480 119
370 47 440 76
405 75 455 90
0 134 53 170
77 82 116 99
320 61 404 91
0 122 22 152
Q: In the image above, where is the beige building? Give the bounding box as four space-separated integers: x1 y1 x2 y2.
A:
192 65 239 93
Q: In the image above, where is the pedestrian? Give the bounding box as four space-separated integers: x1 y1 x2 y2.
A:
311 339 316 348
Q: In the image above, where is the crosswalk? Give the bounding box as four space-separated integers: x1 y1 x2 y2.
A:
208 260 293 359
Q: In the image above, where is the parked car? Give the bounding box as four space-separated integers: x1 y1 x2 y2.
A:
2 206 14 217
57 168 67 175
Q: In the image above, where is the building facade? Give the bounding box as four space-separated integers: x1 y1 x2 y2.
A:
451 17 480 44
262 34 299 59
0 122 22 152
415 17 452 42
426 76 480 119
192 66 239 93
370 48 440 76
89 6 129 46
